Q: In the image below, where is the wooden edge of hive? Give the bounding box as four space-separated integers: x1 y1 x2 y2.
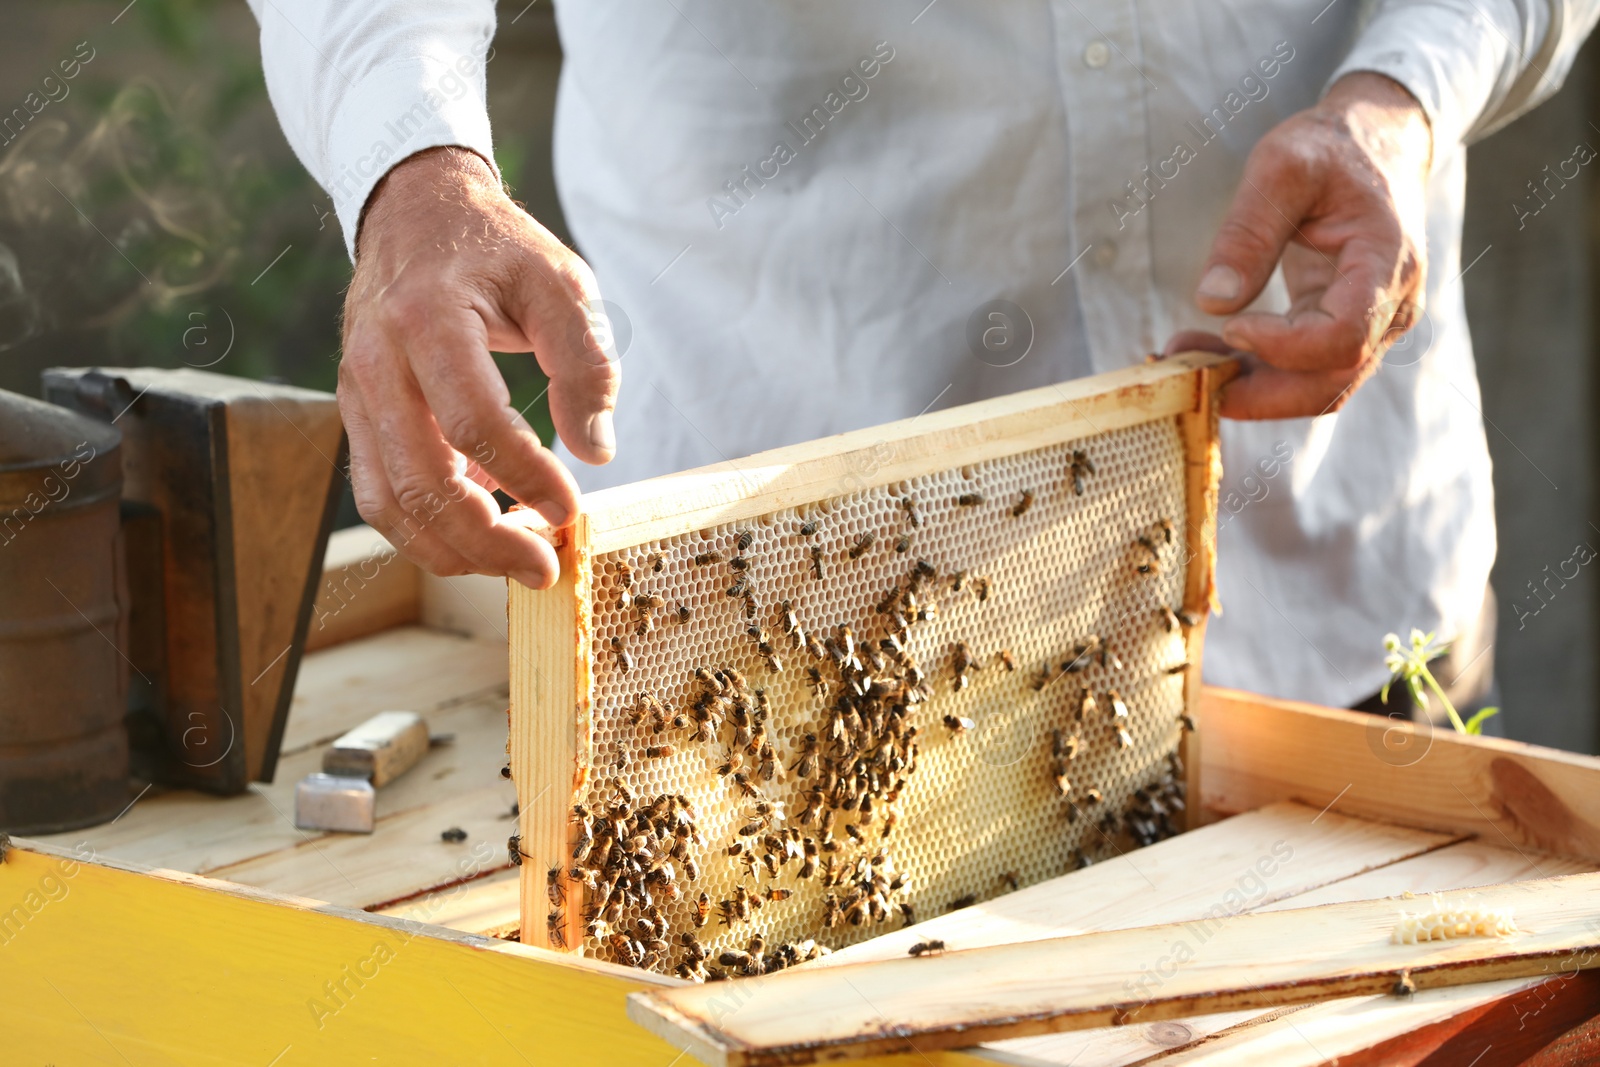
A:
580 352 1236 555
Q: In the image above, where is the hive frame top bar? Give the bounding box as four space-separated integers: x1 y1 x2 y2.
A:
578 353 1236 555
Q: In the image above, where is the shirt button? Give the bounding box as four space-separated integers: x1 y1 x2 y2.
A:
1084 41 1110 69
1094 241 1118 267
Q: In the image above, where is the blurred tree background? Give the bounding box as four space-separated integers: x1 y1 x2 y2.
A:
0 0 564 525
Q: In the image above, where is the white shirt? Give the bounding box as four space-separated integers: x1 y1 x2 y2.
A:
248 0 1599 708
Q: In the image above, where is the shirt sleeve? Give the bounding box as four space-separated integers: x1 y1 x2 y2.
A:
1328 0 1600 153
244 0 500 259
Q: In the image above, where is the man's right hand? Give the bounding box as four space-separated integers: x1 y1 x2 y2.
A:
340 146 620 590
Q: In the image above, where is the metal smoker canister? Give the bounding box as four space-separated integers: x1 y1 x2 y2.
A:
0 389 128 833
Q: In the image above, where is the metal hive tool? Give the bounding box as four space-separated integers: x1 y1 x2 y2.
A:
509 354 1233 978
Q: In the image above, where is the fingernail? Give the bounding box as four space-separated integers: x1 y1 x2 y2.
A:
1196 265 1241 303
588 410 616 455
532 499 572 527
1219 322 1254 353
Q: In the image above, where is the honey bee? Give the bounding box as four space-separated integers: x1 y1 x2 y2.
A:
1083 786 1104 805
972 576 990 602
675 604 692 624
848 531 877 559
791 733 819 778
646 551 665 573
956 492 985 507
693 891 711 928
617 589 633 611
942 714 975 733
742 593 757 620
634 614 653 638
500 765 511 779
547 908 568 948
732 772 759 799
508 832 524 866
609 635 632 672
822 894 840 928
1069 449 1095 496
729 555 750 571
765 887 794 903
1157 518 1175 545
1135 536 1162 575
1030 663 1060 691
646 744 676 759
1158 605 1181 632
809 545 824 581
1179 712 1198 734
1114 725 1133 749
1078 687 1097 721
996 649 1017 672
727 575 750 598
779 600 799 633
1012 490 1034 517
1167 662 1190 675
1000 870 1020 891
547 865 564 906
900 496 921 527
908 939 947 956
1054 769 1072 796
1108 690 1130 720
799 518 819 536
616 560 634 589
736 529 754 552
693 550 723 567
900 902 916 926
895 533 911 553
948 894 977 911
1178 608 1203 628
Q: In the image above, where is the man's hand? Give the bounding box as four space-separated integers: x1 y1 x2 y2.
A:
1166 72 1433 419
340 146 620 589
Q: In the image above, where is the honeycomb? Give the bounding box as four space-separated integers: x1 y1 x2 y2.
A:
570 417 1193 976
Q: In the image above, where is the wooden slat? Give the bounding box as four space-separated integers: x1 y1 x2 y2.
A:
0 843 990 1067
987 839 1596 1067
1200 688 1600 863
627 873 1600 1067
282 626 508 757
509 516 591 950
1174 358 1234 831
812 801 1460 968
304 524 421 652
580 353 1233 553
377 867 521 937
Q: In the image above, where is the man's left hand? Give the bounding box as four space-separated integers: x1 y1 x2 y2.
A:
1166 71 1433 420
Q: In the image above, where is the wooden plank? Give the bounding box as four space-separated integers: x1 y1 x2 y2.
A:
627 873 1600 1067
304 524 421 652
0 842 990 1067
1200 687 1600 863
812 802 1461 968
423 570 510 643
222 381 348 783
377 867 522 937
31 690 513 891
580 353 1233 553
985 839 1597 1067
509 516 591 950
282 626 508 757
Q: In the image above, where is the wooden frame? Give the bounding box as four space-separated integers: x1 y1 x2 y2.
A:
508 352 1238 951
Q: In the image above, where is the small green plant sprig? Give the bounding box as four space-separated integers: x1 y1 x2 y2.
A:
1382 629 1500 735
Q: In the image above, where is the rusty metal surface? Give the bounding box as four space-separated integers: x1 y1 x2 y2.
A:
0 388 128 834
